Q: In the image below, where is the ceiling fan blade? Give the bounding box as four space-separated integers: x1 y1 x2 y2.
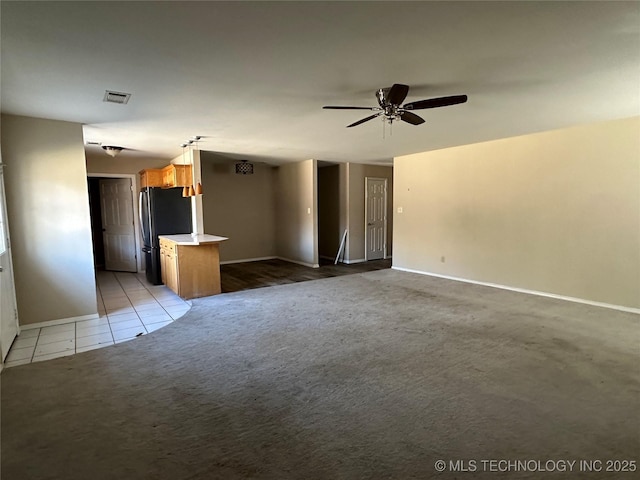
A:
400 111 425 125
323 106 378 110
403 94 468 110
386 84 410 105
347 113 382 128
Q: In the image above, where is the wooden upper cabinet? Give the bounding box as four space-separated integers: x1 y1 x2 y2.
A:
161 164 192 188
139 165 192 190
139 169 163 189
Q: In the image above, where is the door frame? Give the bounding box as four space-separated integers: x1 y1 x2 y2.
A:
87 173 142 273
0 163 20 366
364 177 388 261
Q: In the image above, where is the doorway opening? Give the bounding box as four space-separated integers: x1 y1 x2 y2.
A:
87 175 139 273
317 163 341 264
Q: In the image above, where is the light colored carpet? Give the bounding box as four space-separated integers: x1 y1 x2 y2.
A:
2 269 638 479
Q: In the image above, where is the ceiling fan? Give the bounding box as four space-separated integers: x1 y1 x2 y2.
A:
323 84 468 128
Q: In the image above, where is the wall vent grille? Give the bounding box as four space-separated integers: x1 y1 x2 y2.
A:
103 90 131 104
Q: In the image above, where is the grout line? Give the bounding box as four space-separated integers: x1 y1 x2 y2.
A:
9 271 184 366
30 329 42 363
104 274 120 345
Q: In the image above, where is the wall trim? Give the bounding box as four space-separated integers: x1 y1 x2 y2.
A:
220 256 278 265
21 313 100 330
339 257 390 264
220 256 321 268
343 258 366 264
277 256 319 268
392 266 640 315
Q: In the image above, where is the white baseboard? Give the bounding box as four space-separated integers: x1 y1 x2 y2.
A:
220 256 277 265
332 257 392 265
392 266 640 315
220 255 320 268
20 313 100 331
221 255 387 267
277 257 319 268
343 258 366 265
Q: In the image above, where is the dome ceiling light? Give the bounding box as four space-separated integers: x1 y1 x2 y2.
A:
102 145 124 157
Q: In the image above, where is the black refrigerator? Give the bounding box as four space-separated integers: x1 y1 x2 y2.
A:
139 187 192 285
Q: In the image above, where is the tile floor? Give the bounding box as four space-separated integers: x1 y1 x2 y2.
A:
4 270 191 368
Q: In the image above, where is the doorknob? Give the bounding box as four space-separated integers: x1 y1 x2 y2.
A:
0 266 3 272
367 223 374 226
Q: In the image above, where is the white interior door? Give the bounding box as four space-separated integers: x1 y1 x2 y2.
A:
365 177 387 261
100 178 137 272
0 164 19 362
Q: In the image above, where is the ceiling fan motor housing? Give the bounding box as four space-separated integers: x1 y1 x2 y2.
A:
377 88 390 107
374 88 396 123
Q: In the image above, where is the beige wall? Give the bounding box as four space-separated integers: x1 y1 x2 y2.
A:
394 116 640 309
1 114 98 325
86 153 166 194
201 153 276 262
346 163 393 262
275 159 318 267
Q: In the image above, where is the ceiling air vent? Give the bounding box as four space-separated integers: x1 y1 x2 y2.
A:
103 90 131 104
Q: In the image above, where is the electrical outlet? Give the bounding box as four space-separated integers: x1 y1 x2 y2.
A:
441 256 445 263
397 207 403 213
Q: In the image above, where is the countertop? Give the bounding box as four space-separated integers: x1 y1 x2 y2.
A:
159 234 229 245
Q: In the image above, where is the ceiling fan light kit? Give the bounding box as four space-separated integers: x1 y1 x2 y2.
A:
323 84 468 128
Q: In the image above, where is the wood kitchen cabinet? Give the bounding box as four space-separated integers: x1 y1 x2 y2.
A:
161 164 192 188
159 240 178 293
139 165 192 189
139 169 163 189
158 235 228 299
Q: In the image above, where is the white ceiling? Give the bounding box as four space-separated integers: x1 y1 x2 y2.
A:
1 1 639 165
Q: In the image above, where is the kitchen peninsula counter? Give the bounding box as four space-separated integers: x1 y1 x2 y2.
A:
158 234 228 299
